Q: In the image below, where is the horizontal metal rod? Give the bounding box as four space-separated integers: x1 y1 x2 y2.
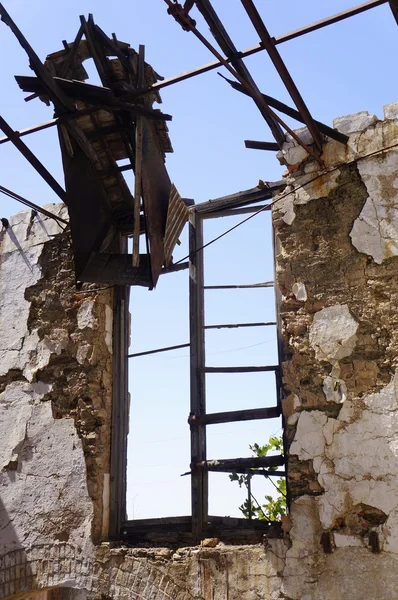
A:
201 365 279 373
0 184 69 225
132 0 387 97
204 321 276 329
245 140 280 151
204 282 273 289
0 106 114 145
128 342 189 358
189 406 280 425
277 0 388 44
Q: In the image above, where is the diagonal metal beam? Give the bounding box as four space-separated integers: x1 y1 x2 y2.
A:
240 0 323 151
164 0 321 161
133 1 387 97
388 0 398 23
0 114 67 203
195 0 284 145
220 75 348 144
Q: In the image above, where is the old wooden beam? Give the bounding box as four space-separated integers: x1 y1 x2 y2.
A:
194 455 285 472
189 209 207 539
222 76 349 144
128 343 190 358
240 0 323 151
195 180 285 214
189 406 280 425
195 0 284 144
133 45 145 268
132 1 387 97
244 140 280 151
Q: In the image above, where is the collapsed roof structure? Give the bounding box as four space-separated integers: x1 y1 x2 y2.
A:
0 0 396 294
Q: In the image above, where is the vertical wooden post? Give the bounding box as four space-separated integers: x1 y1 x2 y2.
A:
189 208 207 539
109 284 130 538
133 45 145 267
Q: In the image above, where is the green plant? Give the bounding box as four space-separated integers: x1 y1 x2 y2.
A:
229 436 286 521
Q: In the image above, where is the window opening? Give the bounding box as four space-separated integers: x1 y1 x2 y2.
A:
119 191 285 542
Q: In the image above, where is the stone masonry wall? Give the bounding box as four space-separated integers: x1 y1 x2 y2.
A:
4 103 398 600
0 204 113 560
273 101 398 599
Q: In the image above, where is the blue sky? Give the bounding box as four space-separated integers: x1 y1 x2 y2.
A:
0 1 396 518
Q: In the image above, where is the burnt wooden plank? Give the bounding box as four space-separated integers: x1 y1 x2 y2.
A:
194 455 285 472
189 209 207 539
109 285 130 538
141 116 172 285
133 45 145 267
79 252 152 286
244 140 280 151
224 77 348 144
195 180 285 214
189 406 280 425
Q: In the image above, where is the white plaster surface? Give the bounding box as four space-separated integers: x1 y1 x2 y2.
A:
333 111 378 135
0 205 68 378
350 150 398 263
383 101 398 120
275 169 341 225
309 304 358 363
77 300 97 330
0 381 93 556
292 282 307 301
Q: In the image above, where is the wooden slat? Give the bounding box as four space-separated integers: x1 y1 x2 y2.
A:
164 184 190 266
189 209 207 539
189 406 280 425
244 140 280 151
128 343 190 358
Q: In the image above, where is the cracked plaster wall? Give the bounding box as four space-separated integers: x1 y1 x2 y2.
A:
4 104 398 600
272 101 398 599
0 205 114 562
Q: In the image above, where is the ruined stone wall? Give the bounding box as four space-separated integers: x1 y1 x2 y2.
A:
273 101 398 599
0 205 113 565
4 104 398 600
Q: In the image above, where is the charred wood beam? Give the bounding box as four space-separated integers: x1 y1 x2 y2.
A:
189 406 280 425
389 0 398 23
163 0 320 161
200 366 280 373
240 0 323 151
193 455 285 472
195 180 285 214
15 76 173 121
244 140 280 151
59 23 85 78
194 0 284 144
0 114 67 202
224 77 348 144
